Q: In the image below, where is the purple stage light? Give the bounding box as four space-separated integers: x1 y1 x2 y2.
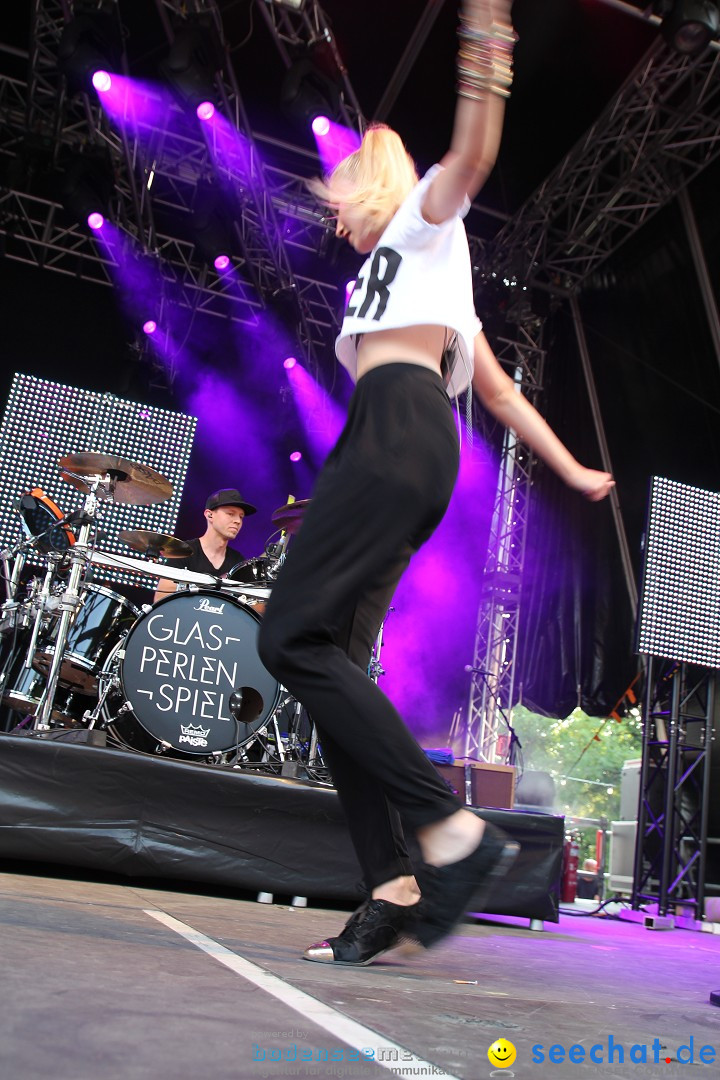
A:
311 115 330 137
214 253 231 272
196 101 215 121
143 320 157 335
87 212 105 231
313 119 362 173
92 70 112 94
283 356 297 370
289 451 302 463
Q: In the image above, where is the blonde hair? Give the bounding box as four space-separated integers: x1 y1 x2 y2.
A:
309 124 418 231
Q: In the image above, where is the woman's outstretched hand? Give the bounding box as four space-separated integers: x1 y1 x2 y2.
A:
566 465 616 502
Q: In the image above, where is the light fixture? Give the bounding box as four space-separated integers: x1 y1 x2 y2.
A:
271 1 307 10
280 54 341 136
92 70 112 94
160 19 223 115
191 181 234 272
196 100 216 122
60 152 114 231
657 0 720 55
311 115 331 137
57 3 120 94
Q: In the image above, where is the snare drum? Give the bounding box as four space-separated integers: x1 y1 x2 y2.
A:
226 556 280 586
101 589 281 757
34 583 140 694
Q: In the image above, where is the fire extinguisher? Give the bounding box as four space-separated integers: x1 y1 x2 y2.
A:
561 832 580 903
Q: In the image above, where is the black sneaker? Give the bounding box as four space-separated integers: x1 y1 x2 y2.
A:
410 822 520 949
303 898 418 966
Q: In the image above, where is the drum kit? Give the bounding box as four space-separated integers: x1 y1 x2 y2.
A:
0 454 340 780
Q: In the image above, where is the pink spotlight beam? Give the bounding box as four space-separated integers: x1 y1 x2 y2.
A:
311 115 330 137
313 119 362 174
196 101 215 121
92 70 112 93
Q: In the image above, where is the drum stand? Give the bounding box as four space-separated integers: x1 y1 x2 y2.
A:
368 608 391 684
0 549 29 712
32 488 99 731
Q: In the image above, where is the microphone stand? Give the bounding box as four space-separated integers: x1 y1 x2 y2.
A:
464 665 523 767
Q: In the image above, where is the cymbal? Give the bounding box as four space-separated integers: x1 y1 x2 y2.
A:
59 453 173 505
271 498 311 535
119 529 192 558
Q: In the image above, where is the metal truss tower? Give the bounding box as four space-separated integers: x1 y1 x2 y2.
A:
632 660 715 921
459 33 720 763
452 319 546 763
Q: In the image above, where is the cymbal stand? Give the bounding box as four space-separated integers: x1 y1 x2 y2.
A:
21 554 60 676
367 607 392 684
1 549 26 604
0 551 27 642
32 487 99 731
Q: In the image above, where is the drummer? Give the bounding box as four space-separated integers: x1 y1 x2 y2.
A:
153 488 256 603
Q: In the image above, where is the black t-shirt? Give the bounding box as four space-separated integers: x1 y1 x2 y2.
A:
174 537 244 579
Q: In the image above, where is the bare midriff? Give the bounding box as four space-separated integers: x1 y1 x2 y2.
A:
355 324 448 381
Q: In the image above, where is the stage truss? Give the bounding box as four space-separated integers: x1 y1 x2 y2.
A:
4 6 720 760
461 33 720 762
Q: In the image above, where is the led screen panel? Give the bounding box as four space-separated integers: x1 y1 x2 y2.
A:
0 373 196 592
637 476 720 669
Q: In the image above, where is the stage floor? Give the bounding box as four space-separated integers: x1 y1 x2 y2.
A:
1 866 718 1080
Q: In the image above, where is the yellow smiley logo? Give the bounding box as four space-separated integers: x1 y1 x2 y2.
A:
487 1039 517 1068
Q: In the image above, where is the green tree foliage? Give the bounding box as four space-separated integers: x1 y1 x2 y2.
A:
511 705 643 863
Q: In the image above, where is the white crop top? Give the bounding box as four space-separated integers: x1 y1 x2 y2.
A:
335 165 478 398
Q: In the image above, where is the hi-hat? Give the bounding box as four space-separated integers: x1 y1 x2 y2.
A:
271 498 311 535
59 453 173 505
119 530 192 558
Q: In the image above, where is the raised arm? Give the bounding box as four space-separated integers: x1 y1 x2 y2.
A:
423 0 515 224
472 330 615 501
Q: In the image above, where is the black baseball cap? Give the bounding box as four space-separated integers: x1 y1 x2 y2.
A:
205 488 257 516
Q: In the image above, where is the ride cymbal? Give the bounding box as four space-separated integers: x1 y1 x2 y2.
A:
59 453 173 505
271 498 311 535
119 529 192 558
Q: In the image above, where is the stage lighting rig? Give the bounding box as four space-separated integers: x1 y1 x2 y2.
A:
191 181 235 272
280 52 342 136
159 18 224 117
654 0 720 54
57 1 122 95
269 1 308 10
59 151 115 231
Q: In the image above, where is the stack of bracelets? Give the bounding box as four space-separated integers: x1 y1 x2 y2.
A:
457 11 517 102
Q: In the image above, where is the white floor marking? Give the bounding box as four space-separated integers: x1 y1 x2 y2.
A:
145 908 461 1079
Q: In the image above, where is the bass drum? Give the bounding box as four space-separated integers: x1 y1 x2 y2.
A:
101 590 281 758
